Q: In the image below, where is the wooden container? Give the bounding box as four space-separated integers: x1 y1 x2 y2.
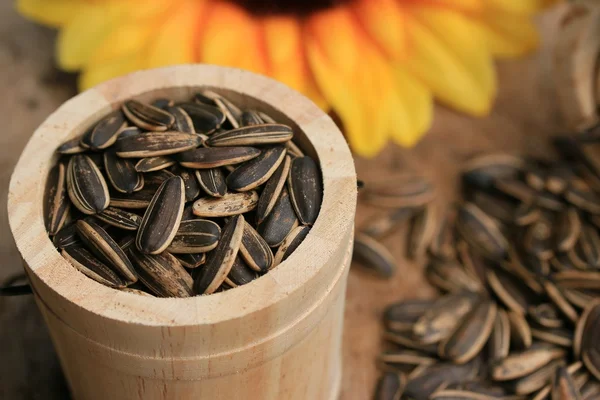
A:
7 65 357 400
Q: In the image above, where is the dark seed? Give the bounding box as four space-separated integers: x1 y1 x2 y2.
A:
135 156 176 173
193 191 259 217
256 187 299 247
109 188 154 209
57 137 86 154
457 203 508 260
227 146 286 191
53 223 80 249
208 124 293 147
151 98 174 109
273 225 310 267
171 165 201 202
81 109 126 150
177 146 261 169
122 99 174 131
287 156 322 225
173 253 206 269
178 102 225 134
127 249 193 297
166 106 195 134
44 161 70 235
104 148 142 194
353 233 396 279
555 208 582 252
407 205 438 260
116 131 202 158
552 366 583 400
383 299 434 332
194 214 245 294
136 176 185 254
62 246 125 288
96 207 142 230
240 110 264 126
166 219 221 254
256 155 291 224
364 174 434 209
195 168 227 197
374 372 404 400
491 344 566 381
239 221 273 272
225 256 257 288
67 155 110 215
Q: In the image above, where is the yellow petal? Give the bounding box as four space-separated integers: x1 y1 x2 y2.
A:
478 9 539 58
390 67 433 147
199 2 267 75
56 4 125 72
486 0 552 15
261 16 326 108
79 55 144 91
87 23 154 66
146 0 205 68
353 0 407 60
17 0 83 28
305 8 394 157
403 9 494 116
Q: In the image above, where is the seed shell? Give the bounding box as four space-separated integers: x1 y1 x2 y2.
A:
166 106 195 134
457 203 508 260
239 221 274 272
104 149 142 194
407 205 438 260
353 233 396 279
171 165 200 202
62 246 126 288
44 162 70 235
383 299 434 332
374 372 404 400
555 208 582 252
177 147 261 169
135 156 176 173
489 308 511 361
57 137 86 154
136 176 185 254
195 168 227 197
116 131 202 158
66 155 110 215
128 249 193 297
166 219 221 254
552 366 583 400
193 191 259 217
81 109 126 150
122 99 174 131
178 102 225 134
194 214 245 294
507 309 533 349
225 256 257 288
53 223 80 249
491 345 566 381
256 155 291 224
240 110 264 126
96 207 141 231
364 174 434 209
287 156 322 225
173 253 206 269
273 225 311 267
109 188 154 209
256 187 298 247
227 146 286 191
207 124 293 147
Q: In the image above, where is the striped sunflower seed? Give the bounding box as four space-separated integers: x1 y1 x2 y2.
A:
57 137 86 154
207 124 293 147
62 246 126 288
240 110 264 126
256 187 298 247
407 205 438 260
524 217 554 260
579 301 600 380
193 214 245 294
151 98 174 109
117 126 141 139
425 259 482 294
364 174 434 209
166 106 195 134
255 155 291 224
178 102 225 134
226 146 286 192
491 344 566 381
116 131 202 158
44 161 70 235
127 249 193 297
489 308 511 361
134 156 176 173
457 203 508 260
171 165 200 202
213 96 242 129
552 366 583 400
529 303 564 329
362 207 418 240
118 234 135 251
109 188 154 209
403 360 480 400
555 208 582 252
96 207 141 231
224 256 257 288
285 140 305 158
67 155 110 215
383 331 439 355
104 148 143 194
486 268 536 315
471 190 517 224
438 300 497 364
273 225 310 267
76 219 138 283
510 358 565 395
193 191 259 217
429 207 457 259
383 299 434 332
166 219 221 254
136 176 185 254
122 99 174 131
81 109 126 150
461 153 523 191
352 233 396 279
530 325 573 348
544 280 579 323
430 390 497 400
173 253 206 269
374 372 405 400
53 223 80 249
239 221 273 272
177 146 261 169
287 156 322 225
507 309 533 349
195 168 227 197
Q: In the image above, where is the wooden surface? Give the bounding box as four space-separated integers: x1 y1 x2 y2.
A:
8 65 356 400
0 3 568 400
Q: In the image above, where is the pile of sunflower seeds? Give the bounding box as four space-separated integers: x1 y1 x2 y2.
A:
44 90 322 297
357 135 600 399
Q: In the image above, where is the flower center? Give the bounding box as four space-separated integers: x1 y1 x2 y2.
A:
233 0 352 16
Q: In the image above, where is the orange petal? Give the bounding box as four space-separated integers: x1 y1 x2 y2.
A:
146 0 205 68
352 0 407 60
199 2 267 76
261 16 326 108
478 9 540 58
305 7 394 157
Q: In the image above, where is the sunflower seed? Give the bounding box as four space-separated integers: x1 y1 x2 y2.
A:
374 372 405 400
580 302 600 380
530 325 573 347
194 214 245 294
581 378 600 399
407 205 438 260
178 102 225 134
224 256 257 288
552 366 584 400
239 221 273 272
457 203 508 260
81 110 126 150
529 303 564 329
166 106 195 134
510 359 565 395
57 137 86 154
429 207 457 259
135 156 176 173
352 233 396 279
383 331 439 355
524 217 554 260
285 140 305 158
383 299 434 332
103 149 142 194
136 176 185 254
256 155 291 224
273 225 310 267
494 178 537 204
177 146 261 168
44 161 70 235
170 165 200 202
514 202 542 226
486 268 536 315
240 110 264 126
173 253 206 269
127 249 193 297
430 390 497 400
491 345 566 381
117 126 141 139
574 300 600 358
544 280 579 323
76 219 137 283
461 153 523 191
67 155 110 215
109 188 154 209
489 308 511 361
151 98 174 109
555 209 582 252
207 124 293 147
364 174 434 209
287 156 322 226
53 223 80 249
227 146 286 191
471 190 518 224
403 360 480 400
166 219 221 254
425 259 482 294
96 207 141 231
116 131 202 158
256 187 298 247
62 246 125 288
413 292 477 345
195 168 227 197
439 300 497 364
508 309 533 349
213 96 242 129
193 191 259 217
575 224 600 268
122 100 174 131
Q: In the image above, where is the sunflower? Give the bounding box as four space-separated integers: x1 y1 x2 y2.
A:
18 0 555 157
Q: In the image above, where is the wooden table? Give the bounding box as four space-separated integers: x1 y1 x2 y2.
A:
0 4 569 399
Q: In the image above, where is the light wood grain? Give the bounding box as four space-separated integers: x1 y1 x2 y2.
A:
7 66 357 399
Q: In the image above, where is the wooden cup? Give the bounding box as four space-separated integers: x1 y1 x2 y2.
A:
7 65 357 400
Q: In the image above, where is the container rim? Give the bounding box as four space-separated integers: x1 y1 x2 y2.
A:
7 65 357 327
